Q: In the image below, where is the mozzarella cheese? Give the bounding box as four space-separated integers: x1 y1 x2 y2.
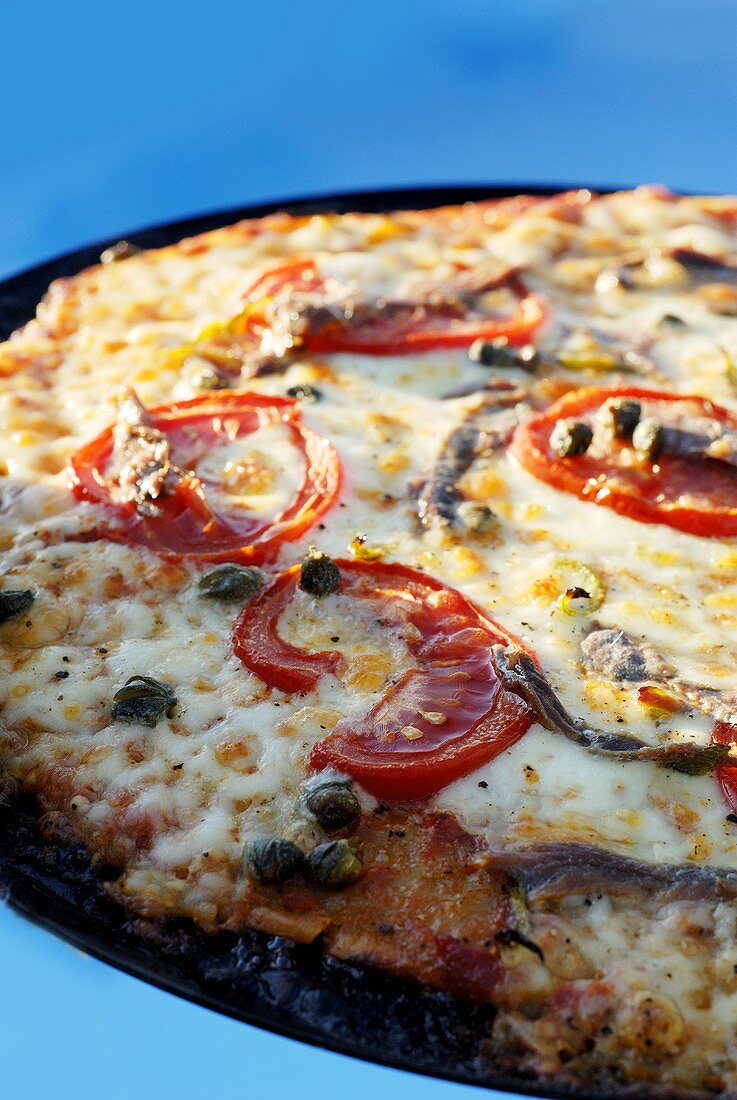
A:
2 192 737 979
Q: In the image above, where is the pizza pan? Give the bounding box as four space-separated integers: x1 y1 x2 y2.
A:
0 184 645 1100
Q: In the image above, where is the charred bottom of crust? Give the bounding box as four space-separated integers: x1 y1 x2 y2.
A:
0 785 726 1099
0 788 499 1085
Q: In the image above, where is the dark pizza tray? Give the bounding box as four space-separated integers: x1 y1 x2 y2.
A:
0 185 644 1100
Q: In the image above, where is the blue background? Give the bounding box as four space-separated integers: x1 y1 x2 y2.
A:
1 2 736 1097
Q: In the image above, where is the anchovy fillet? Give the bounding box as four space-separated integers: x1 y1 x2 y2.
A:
484 843 737 902
493 645 729 773
417 386 528 530
582 627 737 726
672 246 737 283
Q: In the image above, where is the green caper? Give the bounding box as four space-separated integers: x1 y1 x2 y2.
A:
468 338 537 369
111 676 177 727
633 417 666 463
0 589 35 624
187 359 230 391
306 838 362 888
550 418 593 457
659 313 686 328
454 500 497 536
597 396 641 439
299 548 341 597
286 384 323 404
198 564 265 601
100 240 141 264
304 781 360 833
244 837 305 884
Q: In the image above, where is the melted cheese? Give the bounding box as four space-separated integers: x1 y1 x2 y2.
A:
2 189 737 930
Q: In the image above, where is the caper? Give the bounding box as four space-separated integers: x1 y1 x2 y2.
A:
660 313 686 328
633 417 666 463
187 359 230 391
0 589 35 624
468 338 537 369
111 675 177 727
100 240 141 264
454 500 497 535
550 418 593 457
299 548 341 597
304 781 360 833
597 396 641 439
306 838 362 888
244 837 305 884
286 384 323 404
198 564 265 601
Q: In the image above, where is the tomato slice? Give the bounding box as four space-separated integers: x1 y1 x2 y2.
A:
232 560 534 801
69 392 341 562
511 386 737 537
713 720 737 815
244 258 326 301
245 260 546 356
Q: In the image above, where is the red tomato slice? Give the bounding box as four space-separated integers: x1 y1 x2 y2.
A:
713 720 737 815
232 560 534 801
244 258 326 300
511 386 737 537
245 260 546 356
69 392 341 562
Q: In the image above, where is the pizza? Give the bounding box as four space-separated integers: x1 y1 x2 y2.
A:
3 187 737 1095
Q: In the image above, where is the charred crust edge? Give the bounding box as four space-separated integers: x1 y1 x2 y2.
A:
0 786 697 1100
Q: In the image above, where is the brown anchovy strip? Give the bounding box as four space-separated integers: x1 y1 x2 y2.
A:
553 322 660 376
580 628 675 683
444 325 659 402
652 417 737 468
493 646 647 753
298 264 525 340
483 843 737 903
671 246 737 283
248 261 523 377
442 368 535 401
582 626 737 726
417 385 528 530
109 389 184 511
492 645 729 774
